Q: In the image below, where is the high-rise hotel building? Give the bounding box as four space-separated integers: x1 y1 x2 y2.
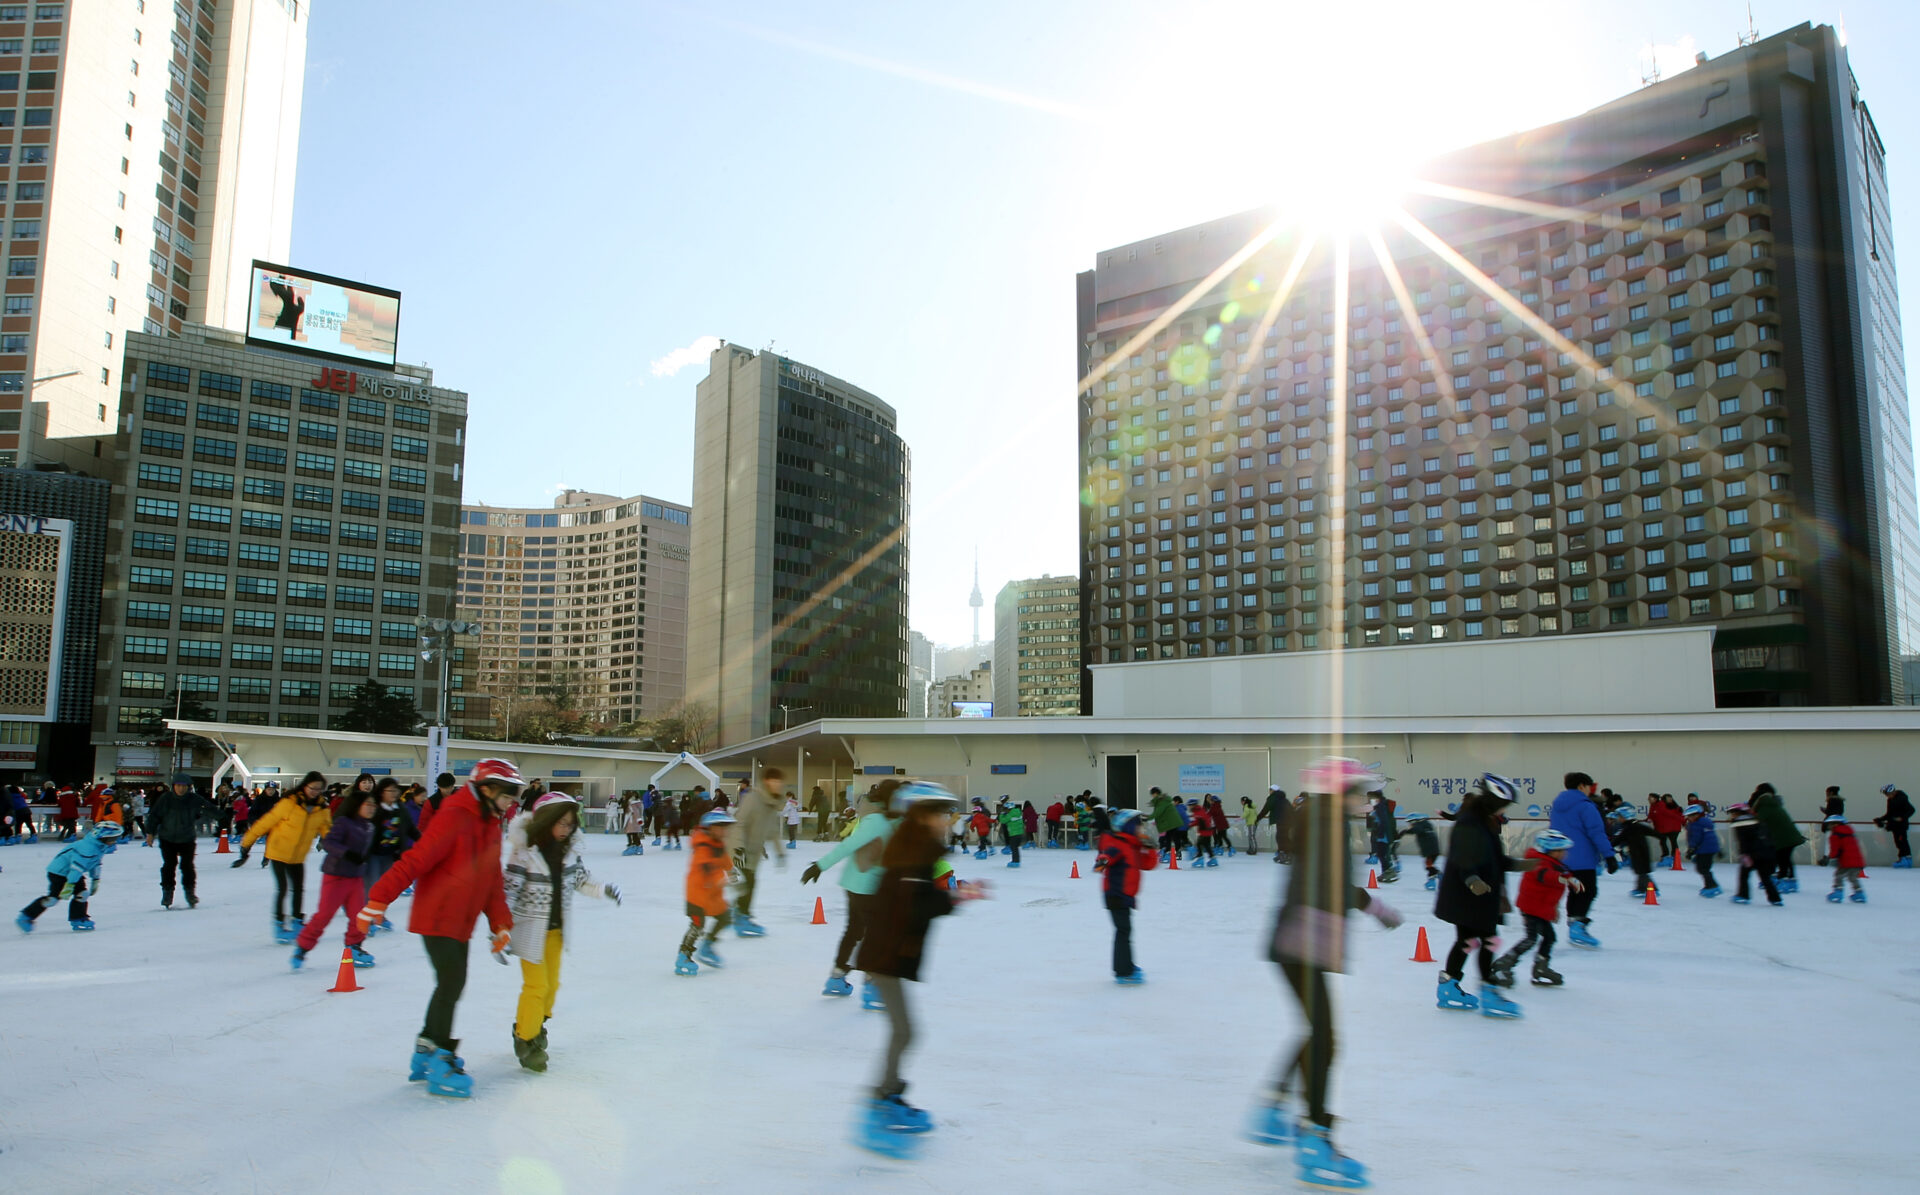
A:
458 490 691 730
1 0 306 472
993 575 1080 716
89 324 468 775
688 343 909 745
1077 23 1915 707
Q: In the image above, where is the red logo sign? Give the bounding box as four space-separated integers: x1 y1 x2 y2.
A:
311 367 358 393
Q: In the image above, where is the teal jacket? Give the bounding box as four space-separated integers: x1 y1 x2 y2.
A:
815 812 895 895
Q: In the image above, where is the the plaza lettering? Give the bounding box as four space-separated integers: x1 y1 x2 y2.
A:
309 368 428 403
311 367 358 393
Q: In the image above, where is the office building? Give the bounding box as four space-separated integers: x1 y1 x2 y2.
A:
458 489 691 731
0 466 107 778
89 323 467 778
994 574 1080 717
1077 23 1914 707
2 0 308 472
906 629 934 718
687 343 909 745
932 660 991 717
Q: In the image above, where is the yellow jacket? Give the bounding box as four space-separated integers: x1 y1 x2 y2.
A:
242 797 332 864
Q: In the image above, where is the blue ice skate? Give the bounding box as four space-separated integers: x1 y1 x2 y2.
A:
974 849 991 860
652 837 662 845
273 918 296 944
377 917 394 933
1115 968 1145 986
1731 895 1751 904
290 948 307 970
1849 890 1867 904
621 845 638 856
1479 986 1522 1019
1568 921 1601 949
1776 878 1798 894
823 973 854 997
1896 857 1913 869
16 912 33 933
674 951 699 976
1245 1102 1295 1146
734 913 766 938
1425 875 1438 891
1207 857 1219 869
1657 856 1671 869
70 918 96 931
1000 847 1011 856
425 1047 472 1098
350 946 376 968
1007 859 1021 869
1436 977 1478 1011
1699 886 1722 898
634 843 643 855
1296 1124 1369 1189
1828 889 1844 904
855 1100 926 1158
1365 854 1377 864
695 940 724 969
861 980 886 1011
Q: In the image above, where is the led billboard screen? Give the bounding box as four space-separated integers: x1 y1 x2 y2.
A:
246 261 401 367
952 701 993 718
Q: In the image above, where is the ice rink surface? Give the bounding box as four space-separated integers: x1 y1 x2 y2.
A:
2 830 1916 1193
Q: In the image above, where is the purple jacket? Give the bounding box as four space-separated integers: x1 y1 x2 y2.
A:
318 814 374 878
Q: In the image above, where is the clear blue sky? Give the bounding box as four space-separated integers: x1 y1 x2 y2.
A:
291 0 1920 648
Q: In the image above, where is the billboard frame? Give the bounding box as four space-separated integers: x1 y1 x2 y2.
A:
244 259 403 370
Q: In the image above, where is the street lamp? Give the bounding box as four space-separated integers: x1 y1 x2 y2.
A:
416 616 479 728
779 703 813 731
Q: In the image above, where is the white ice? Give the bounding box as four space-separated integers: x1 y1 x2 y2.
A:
2 832 1915 1193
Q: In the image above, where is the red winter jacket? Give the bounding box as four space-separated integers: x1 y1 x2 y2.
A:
1515 847 1574 922
1649 801 1686 836
1098 830 1159 902
366 784 510 940
1826 823 1866 870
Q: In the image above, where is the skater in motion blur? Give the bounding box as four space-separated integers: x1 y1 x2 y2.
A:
801 779 902 1000
17 821 123 932
1490 830 1581 988
1398 810 1443 890
1749 782 1805 894
1823 814 1867 904
730 769 787 936
1248 758 1402 1190
1099 807 1158 984
852 783 982 1156
1726 802 1782 907
1434 774 1523 1019
676 808 735 975
356 759 522 1099
1874 784 1913 867
1684 802 1723 897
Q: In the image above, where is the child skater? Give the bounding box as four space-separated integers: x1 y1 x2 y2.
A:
1727 802 1782 906
506 793 620 1069
16 821 124 932
1685 802 1722 897
1191 799 1218 868
1434 774 1522 1018
802 779 902 1002
235 770 333 944
1399 811 1443 891
1823 814 1867 904
623 798 646 856
660 793 683 851
1099 808 1158 983
852 782 984 1157
1490 830 1581 987
1247 758 1401 1190
675 809 734 975
291 786 377 971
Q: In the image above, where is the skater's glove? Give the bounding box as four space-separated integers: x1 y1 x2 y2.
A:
490 928 512 960
1566 877 1585 893
603 883 621 906
1366 898 1403 929
800 863 822 885
355 900 388 930
1465 877 1491 896
60 881 76 899
1604 858 1619 875
230 849 250 868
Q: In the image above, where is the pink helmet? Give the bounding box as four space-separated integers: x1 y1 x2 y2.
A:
470 758 525 792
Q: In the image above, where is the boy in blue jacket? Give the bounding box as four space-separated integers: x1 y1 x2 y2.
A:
1684 802 1722 897
1547 772 1611 949
17 821 125 932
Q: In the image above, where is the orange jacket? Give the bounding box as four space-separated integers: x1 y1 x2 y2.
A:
97 797 126 826
685 827 730 918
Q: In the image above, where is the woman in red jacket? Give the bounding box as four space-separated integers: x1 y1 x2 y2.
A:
358 758 523 1099
1648 795 1686 865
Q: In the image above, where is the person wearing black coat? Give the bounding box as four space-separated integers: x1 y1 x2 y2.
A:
1434 781 1521 1011
1611 809 1659 897
1874 785 1914 865
1728 802 1781 905
1257 787 1291 862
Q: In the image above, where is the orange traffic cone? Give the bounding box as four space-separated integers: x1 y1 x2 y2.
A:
1366 869 1379 889
1168 851 1179 871
810 897 827 925
1069 861 1081 879
215 832 231 854
1410 925 1436 963
1670 850 1683 872
327 947 362 993
1643 884 1659 907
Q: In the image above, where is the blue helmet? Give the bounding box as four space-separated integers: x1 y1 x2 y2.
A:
1533 830 1573 852
94 821 125 842
1684 803 1707 817
1480 773 1519 805
700 810 735 828
1112 809 1144 835
890 781 958 814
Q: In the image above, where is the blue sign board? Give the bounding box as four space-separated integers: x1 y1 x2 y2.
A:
1178 763 1226 795
990 764 1027 775
551 769 581 778
862 766 899 776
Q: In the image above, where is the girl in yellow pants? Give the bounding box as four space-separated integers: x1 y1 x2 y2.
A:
504 793 620 1071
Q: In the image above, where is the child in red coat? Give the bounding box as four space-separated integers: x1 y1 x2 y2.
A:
1824 815 1867 903
1490 831 1584 987
1099 809 1159 983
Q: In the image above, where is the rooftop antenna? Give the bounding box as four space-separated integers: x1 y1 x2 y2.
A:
1738 4 1759 47
1640 40 1663 88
